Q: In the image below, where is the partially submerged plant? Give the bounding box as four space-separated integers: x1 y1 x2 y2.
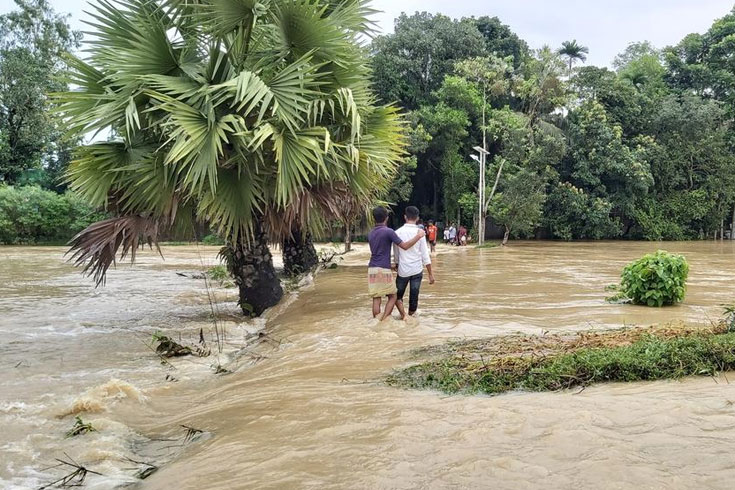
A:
388 323 735 395
65 416 96 438
607 250 689 306
39 454 102 489
207 265 230 283
151 331 209 358
181 425 204 443
724 304 735 332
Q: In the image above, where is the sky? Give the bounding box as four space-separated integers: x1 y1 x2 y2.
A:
2 0 734 67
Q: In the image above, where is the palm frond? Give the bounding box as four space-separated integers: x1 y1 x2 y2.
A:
67 216 162 286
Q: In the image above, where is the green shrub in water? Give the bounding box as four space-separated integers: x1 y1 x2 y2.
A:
207 265 229 282
619 250 689 306
202 233 224 245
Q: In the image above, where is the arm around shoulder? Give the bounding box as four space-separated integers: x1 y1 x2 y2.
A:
399 229 425 250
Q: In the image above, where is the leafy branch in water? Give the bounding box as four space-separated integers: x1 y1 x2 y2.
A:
317 247 343 270
65 416 96 438
207 265 235 288
151 331 210 358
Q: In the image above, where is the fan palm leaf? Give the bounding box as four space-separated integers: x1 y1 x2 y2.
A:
57 0 405 285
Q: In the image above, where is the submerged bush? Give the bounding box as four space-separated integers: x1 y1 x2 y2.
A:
618 250 689 306
0 185 106 244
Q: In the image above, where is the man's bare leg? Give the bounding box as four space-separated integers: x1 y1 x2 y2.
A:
381 294 398 321
372 297 382 318
395 299 407 320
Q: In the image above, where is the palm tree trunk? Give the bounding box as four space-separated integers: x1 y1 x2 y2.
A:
225 218 283 317
282 225 318 277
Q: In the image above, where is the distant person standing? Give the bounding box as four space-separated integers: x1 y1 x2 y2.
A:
426 220 438 253
448 223 457 245
458 225 468 246
393 206 435 318
443 226 450 243
367 206 425 321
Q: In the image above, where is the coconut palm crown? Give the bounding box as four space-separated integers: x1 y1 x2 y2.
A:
57 0 404 287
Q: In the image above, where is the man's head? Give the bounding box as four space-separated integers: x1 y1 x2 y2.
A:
428 220 434 226
404 205 420 223
372 206 389 224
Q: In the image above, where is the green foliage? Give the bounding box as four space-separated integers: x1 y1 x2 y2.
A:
207 265 229 282
0 185 105 244
0 0 81 186
201 234 224 246
564 101 653 220
618 251 689 307
389 331 735 395
558 39 589 74
545 182 620 240
488 169 546 241
370 12 487 109
723 305 735 333
65 416 96 438
473 16 529 68
384 155 416 205
58 0 405 286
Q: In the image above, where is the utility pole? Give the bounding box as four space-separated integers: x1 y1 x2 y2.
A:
473 146 490 246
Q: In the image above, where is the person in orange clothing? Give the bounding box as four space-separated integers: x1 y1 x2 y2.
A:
426 220 438 253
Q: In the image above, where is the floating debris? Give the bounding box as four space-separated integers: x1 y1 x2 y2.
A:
65 416 96 438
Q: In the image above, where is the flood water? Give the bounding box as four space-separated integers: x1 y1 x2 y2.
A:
2 241 735 489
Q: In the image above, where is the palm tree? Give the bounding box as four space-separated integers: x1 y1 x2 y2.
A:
57 0 404 316
558 40 589 75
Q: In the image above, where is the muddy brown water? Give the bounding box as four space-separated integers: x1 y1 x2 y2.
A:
1 241 735 489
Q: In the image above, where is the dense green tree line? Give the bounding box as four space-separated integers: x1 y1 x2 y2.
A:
3 2 735 244
371 11 735 241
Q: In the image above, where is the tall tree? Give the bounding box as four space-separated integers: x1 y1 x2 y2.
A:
0 0 80 185
370 12 486 110
473 16 529 68
59 0 404 316
558 39 589 75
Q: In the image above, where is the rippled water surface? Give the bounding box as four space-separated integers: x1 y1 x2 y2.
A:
2 241 735 489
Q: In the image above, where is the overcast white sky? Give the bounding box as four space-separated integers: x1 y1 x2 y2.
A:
3 0 734 67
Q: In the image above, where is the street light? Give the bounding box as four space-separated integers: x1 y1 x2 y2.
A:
472 146 489 246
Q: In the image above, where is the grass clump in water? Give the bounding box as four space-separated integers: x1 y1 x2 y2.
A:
387 322 735 395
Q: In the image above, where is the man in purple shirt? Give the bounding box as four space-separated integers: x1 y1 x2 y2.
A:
367 206 424 320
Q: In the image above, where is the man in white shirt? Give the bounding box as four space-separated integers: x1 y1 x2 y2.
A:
392 206 435 318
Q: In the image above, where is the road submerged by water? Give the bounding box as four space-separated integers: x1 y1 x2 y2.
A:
1 241 735 489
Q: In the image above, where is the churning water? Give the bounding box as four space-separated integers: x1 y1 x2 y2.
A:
1 241 735 489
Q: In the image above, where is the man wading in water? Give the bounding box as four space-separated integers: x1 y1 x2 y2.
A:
393 206 435 318
367 206 425 320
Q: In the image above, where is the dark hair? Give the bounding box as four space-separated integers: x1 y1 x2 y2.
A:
372 206 389 223
404 206 419 220
428 220 434 225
